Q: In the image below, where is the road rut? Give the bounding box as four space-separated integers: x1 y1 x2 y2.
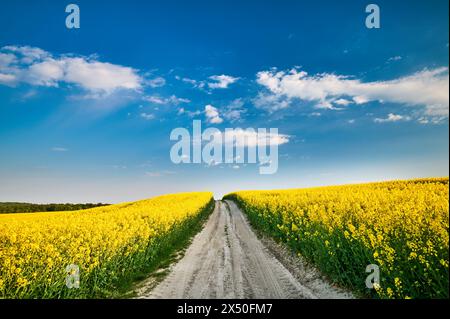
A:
138 200 352 299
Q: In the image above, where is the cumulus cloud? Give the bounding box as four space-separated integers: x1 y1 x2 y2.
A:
27 58 65 86
255 67 449 118
0 45 143 96
3 45 50 63
374 113 411 123
63 58 142 92
205 104 223 124
0 53 17 67
0 51 19 85
207 74 239 89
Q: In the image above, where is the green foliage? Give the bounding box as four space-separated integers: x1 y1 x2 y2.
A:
0 202 109 214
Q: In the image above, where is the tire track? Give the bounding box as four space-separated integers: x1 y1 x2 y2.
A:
138 200 352 299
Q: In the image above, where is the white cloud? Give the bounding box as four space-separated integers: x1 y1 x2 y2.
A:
214 129 290 147
146 76 166 88
176 106 201 118
186 109 202 117
3 45 50 63
223 98 246 121
353 95 369 104
64 58 142 93
417 116 447 125
223 109 244 121
388 56 402 62
334 98 352 106
256 67 449 118
374 113 411 123
316 100 340 110
0 53 17 67
177 76 206 89
144 96 165 104
207 74 239 89
176 74 239 90
0 73 17 86
253 92 290 112
51 147 68 152
204 104 223 124
140 112 155 120
144 95 190 105
424 104 449 117
20 89 38 100
0 45 143 96
27 58 64 86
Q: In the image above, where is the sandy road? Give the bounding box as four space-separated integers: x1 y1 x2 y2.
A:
138 200 352 299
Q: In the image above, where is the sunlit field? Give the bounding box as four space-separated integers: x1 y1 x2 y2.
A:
225 178 449 299
0 192 214 298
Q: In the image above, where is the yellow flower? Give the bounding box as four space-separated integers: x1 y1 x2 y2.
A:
225 177 449 299
387 288 394 298
16 277 29 288
0 192 213 298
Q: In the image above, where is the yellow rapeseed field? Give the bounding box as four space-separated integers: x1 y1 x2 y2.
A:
224 178 449 299
0 192 214 298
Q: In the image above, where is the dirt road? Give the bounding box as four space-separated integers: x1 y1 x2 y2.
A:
138 200 352 299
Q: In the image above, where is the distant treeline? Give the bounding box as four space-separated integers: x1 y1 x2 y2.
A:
0 202 109 214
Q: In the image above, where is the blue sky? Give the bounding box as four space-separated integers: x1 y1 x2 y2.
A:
0 0 448 202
